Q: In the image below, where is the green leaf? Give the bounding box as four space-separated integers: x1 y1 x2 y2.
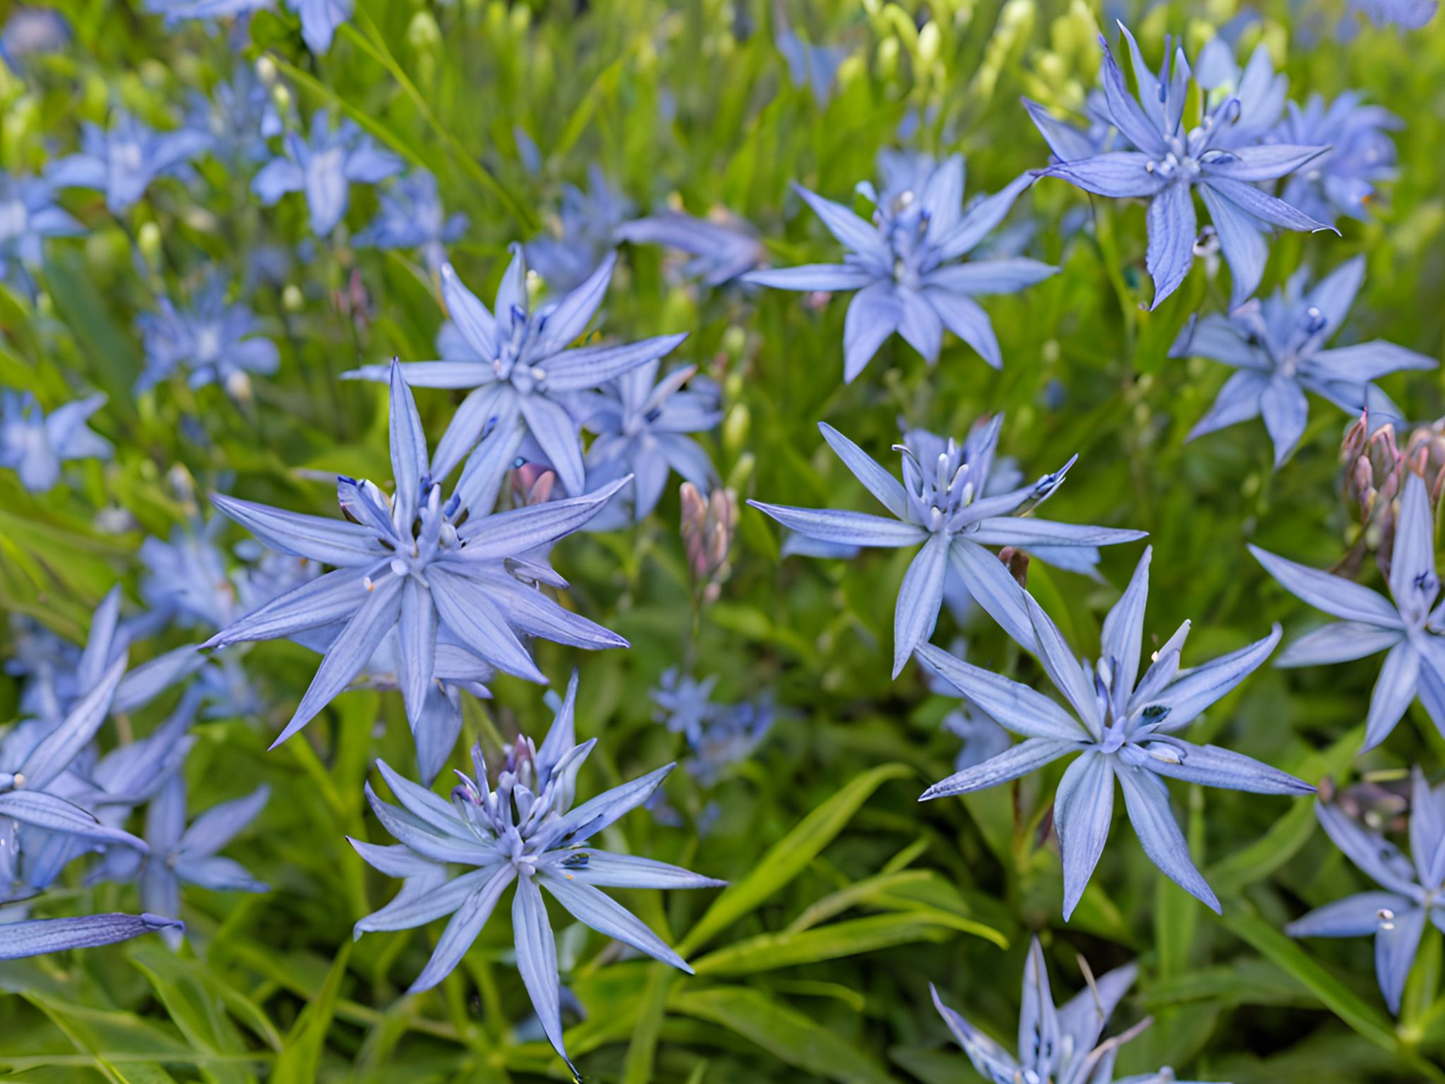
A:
692 912 968 976
668 987 894 1084
677 762 911 955
271 944 352 1084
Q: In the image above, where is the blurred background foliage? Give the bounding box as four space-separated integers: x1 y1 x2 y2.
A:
1 0 1444 1080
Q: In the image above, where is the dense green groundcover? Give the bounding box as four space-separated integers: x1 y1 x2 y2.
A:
1 0 1444 1080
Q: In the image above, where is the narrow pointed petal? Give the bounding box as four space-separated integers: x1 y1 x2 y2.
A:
1362 642 1420 752
1115 763 1220 912
0 913 184 958
970 518 1146 549
398 579 439 727
1145 625 1280 732
359 864 505 934
914 643 1091 741
922 289 1002 368
1315 801 1422 896
408 865 516 992
537 252 615 354
20 655 125 791
517 394 585 497
1201 177 1335 234
1024 593 1101 736
1018 938 1062 1073
375 759 468 831
206 568 371 648
211 493 381 567
542 334 688 393
553 849 726 890
893 533 950 677
179 784 270 856
1146 183 1197 310
920 738 1079 800
1140 739 1314 795
1410 766 1445 888
431 385 506 481
1287 892 1413 938
388 361 430 524
1044 153 1167 199
1101 548 1152 712
741 264 876 291
273 573 405 748
843 282 902 382
1389 473 1439 621
0 791 148 849
748 500 926 548
364 786 487 864
930 984 1023 1082
1259 377 1309 467
456 476 629 551
543 764 675 850
793 184 888 262
1277 622 1401 667
1099 45 1168 156
934 173 1037 261
817 423 909 519
512 874 575 1073
427 568 546 682
1057 750 1116 919
1198 183 1270 308
1207 144 1330 181
948 539 1035 650
540 871 691 971
1249 545 1401 627
1188 370 1267 440
1376 906 1426 1015
440 265 498 358
923 259 1059 296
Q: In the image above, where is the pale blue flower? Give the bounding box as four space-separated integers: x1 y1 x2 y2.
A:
345 245 687 511
774 1 847 105
0 391 112 493
1192 39 1290 150
918 547 1310 917
252 109 402 236
136 773 269 947
688 696 774 785
351 674 724 1075
203 362 629 748
0 913 183 957
1252 471 1445 752
743 151 1054 380
355 170 468 272
47 111 209 214
0 7 70 71
614 210 765 286
581 360 720 528
650 669 718 745
750 417 1145 674
1274 93 1402 225
0 172 83 288
932 939 1145 1084
1347 0 1437 29
136 275 279 394
1287 768 1445 1014
526 165 634 293
146 0 351 53
139 516 237 630
1039 23 1334 309
1172 256 1435 467
185 61 282 170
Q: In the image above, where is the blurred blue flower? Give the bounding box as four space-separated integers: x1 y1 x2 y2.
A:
252 109 402 236
651 669 719 745
1274 93 1401 225
1346 0 1438 29
688 696 774 786
773 2 847 105
942 703 1011 775
743 151 1053 380
139 516 237 630
355 169 468 272
526 164 634 293
351 674 724 1074
614 210 765 286
581 360 720 528
1251 471 1445 752
932 939 1144 1084
0 171 84 289
918 547 1310 917
1172 257 1435 467
1023 89 1120 164
146 0 351 53
1039 23 1334 309
1287 768 1445 1015
288 0 351 53
47 111 209 214
185 61 282 170
345 246 687 511
0 7 70 71
0 391 112 493
135 773 269 947
750 417 1145 674
1193 39 1290 149
136 275 279 395
204 362 629 749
